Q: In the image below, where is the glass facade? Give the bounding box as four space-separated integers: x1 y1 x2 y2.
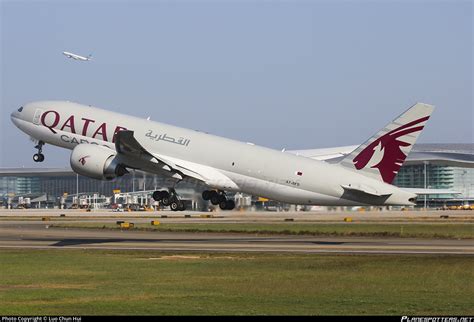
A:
0 177 41 196
393 164 474 201
393 164 454 190
452 167 474 199
0 171 206 198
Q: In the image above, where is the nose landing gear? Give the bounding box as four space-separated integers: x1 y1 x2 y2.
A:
33 141 45 162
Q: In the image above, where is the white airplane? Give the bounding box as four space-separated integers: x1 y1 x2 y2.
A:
11 101 434 211
62 51 92 61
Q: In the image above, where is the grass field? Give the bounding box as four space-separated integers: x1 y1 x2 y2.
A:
0 250 472 315
52 222 474 239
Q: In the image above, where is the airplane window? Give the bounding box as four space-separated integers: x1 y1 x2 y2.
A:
17 106 23 112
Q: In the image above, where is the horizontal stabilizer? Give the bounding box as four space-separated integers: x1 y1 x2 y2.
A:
340 184 393 205
401 188 461 195
341 184 392 197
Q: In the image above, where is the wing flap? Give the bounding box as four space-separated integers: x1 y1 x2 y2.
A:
152 153 239 190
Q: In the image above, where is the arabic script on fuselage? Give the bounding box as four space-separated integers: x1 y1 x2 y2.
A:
145 130 190 147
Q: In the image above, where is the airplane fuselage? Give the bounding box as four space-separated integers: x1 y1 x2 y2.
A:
62 52 90 61
11 101 417 206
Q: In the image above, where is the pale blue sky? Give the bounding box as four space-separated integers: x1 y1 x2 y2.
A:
1 0 472 167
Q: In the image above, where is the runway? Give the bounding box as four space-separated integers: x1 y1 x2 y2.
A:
0 221 472 255
1 208 473 223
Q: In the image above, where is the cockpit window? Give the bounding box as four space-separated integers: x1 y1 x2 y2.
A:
17 106 23 112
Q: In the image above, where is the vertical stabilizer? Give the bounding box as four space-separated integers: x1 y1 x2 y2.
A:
339 103 434 183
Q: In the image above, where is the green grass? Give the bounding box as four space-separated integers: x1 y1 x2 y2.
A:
52 222 474 239
0 250 472 315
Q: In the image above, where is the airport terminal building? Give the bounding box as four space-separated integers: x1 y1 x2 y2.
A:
1 143 473 209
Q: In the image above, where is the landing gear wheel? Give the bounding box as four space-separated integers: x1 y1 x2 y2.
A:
33 153 44 162
152 191 161 201
219 200 228 210
161 196 171 206
153 190 169 201
210 191 222 205
178 202 186 211
208 190 219 205
210 196 220 205
170 201 181 212
225 200 235 210
202 190 211 201
219 200 235 210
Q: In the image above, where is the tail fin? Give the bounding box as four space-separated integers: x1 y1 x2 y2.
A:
339 102 434 184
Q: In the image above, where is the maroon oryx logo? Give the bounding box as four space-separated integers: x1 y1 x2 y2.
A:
78 155 91 166
352 116 430 184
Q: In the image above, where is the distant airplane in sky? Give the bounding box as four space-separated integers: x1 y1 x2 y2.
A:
62 51 92 61
11 100 435 211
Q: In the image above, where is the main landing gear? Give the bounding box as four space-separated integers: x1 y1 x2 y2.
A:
33 141 45 162
152 188 186 211
202 190 235 210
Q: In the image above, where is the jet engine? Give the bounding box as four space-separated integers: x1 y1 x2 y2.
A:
70 144 128 180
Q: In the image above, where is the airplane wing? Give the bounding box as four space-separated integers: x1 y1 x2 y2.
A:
115 130 239 190
115 130 153 159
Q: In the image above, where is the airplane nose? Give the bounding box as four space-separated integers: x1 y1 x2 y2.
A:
10 108 22 127
11 111 19 127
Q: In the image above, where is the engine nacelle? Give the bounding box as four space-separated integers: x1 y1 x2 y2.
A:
70 144 128 180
